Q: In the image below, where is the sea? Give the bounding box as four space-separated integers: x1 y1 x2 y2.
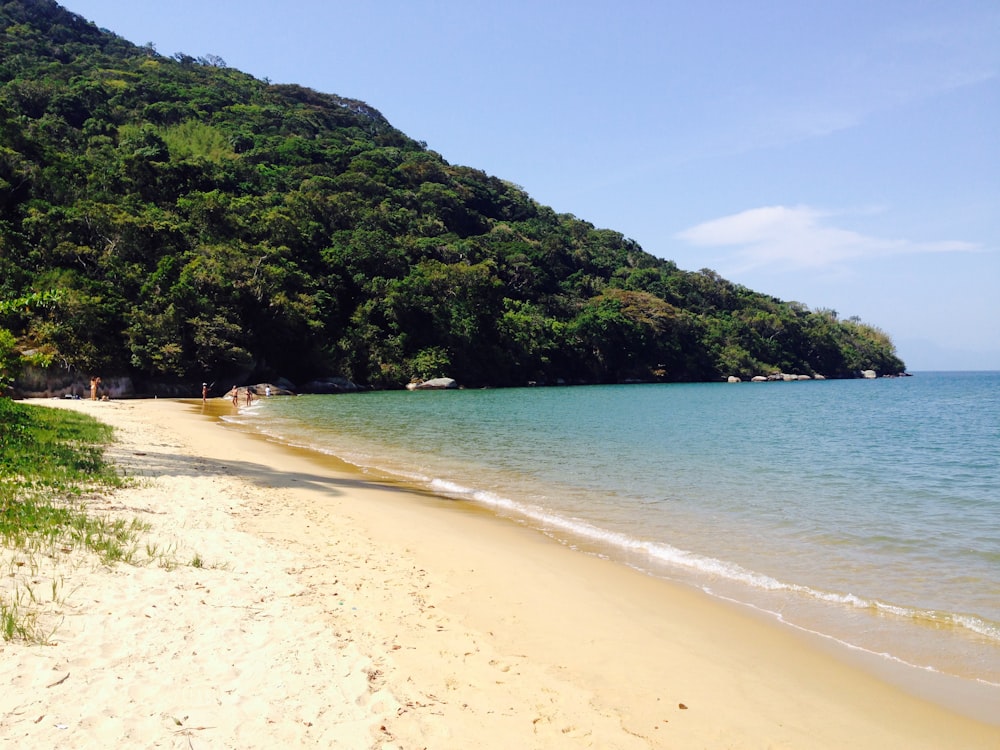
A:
220 371 1000 716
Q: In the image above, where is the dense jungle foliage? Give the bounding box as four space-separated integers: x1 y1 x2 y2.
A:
0 0 905 391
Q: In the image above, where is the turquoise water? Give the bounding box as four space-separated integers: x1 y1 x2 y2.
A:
223 372 1000 694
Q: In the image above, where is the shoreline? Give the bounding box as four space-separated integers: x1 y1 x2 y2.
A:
3 397 998 748
217 393 1000 715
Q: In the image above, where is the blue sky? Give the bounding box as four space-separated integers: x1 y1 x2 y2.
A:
65 1 1000 370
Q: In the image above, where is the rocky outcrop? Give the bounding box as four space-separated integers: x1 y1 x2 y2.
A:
744 372 825 383
298 377 363 394
406 377 458 390
245 383 296 397
13 364 135 399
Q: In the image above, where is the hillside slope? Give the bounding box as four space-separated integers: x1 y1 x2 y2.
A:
0 0 905 390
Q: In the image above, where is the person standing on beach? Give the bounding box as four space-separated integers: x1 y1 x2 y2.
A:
90 376 100 400
245 387 253 406
232 386 239 406
202 382 209 404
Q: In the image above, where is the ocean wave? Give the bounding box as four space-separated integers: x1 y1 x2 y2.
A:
217 400 1000 656
422 482 1000 646
705 591 1000 689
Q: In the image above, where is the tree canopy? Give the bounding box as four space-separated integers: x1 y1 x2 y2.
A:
0 0 905 391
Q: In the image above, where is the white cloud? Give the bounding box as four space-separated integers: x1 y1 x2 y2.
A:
675 205 978 271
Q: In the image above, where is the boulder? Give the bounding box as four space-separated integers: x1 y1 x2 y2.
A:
406 377 458 390
13 364 135 399
751 376 768 382
727 376 742 383
299 377 363 394
249 383 296 396
861 370 877 379
273 376 297 392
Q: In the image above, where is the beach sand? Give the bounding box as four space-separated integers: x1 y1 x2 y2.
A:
2 397 997 749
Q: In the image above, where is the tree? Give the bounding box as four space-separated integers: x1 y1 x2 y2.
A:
0 0 907 390
0 290 63 393
0 327 18 395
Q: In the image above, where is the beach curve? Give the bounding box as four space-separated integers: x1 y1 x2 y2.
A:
1 397 997 749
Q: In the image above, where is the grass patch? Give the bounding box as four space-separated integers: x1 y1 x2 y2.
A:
0 591 37 641
0 398 149 642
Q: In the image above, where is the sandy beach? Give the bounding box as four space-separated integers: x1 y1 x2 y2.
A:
2 398 997 749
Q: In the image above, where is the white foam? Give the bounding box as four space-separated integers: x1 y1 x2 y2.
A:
218 404 1000 662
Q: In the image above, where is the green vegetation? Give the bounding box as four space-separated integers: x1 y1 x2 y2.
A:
0 0 905 389
0 397 222 640
0 398 147 641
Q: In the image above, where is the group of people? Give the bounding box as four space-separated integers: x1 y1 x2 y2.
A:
200 382 271 405
231 386 254 407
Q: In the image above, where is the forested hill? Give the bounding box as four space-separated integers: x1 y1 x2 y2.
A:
0 0 905 392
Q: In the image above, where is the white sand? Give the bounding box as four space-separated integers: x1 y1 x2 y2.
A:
2 397 997 749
